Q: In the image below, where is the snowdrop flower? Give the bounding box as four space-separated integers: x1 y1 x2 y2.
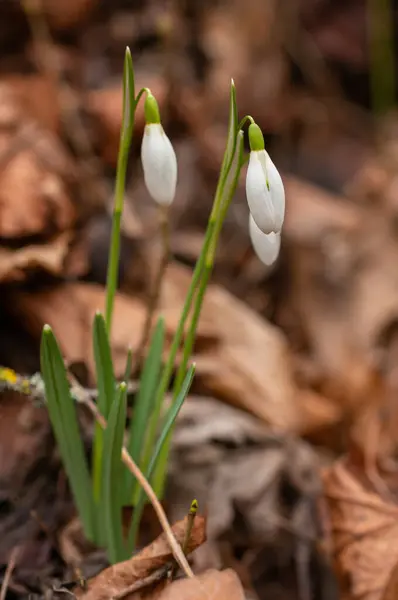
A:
141 93 177 206
249 213 281 267
246 123 285 234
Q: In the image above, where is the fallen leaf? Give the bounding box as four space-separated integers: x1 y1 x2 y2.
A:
86 74 166 167
0 232 72 283
149 569 245 600
168 397 321 576
74 514 206 600
323 458 398 600
7 283 146 381
382 560 398 600
42 0 98 30
162 263 301 432
2 75 60 133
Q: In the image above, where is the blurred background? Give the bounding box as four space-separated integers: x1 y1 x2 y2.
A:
2 0 398 599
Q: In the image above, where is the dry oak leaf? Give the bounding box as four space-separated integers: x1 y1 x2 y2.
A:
162 263 301 432
0 232 71 283
323 458 398 600
7 282 146 381
74 514 206 600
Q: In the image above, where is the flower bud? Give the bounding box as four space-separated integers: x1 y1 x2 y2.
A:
249 214 281 267
141 94 177 206
246 123 285 234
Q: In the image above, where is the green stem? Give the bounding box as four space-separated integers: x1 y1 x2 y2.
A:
105 49 135 335
138 223 214 477
152 133 245 497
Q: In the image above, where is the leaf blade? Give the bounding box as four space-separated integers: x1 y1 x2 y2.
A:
40 325 95 541
103 381 128 563
125 317 165 502
128 365 195 552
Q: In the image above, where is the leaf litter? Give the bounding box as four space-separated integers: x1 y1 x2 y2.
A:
2 1 398 599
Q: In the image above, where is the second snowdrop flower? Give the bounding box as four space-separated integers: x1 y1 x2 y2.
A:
246 123 285 234
141 93 177 206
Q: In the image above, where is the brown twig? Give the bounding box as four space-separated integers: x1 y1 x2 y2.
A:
112 564 170 600
76 388 193 578
134 206 171 371
0 547 20 600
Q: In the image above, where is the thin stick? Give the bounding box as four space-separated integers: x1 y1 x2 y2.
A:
135 206 170 370
82 394 193 578
112 564 170 600
0 547 19 600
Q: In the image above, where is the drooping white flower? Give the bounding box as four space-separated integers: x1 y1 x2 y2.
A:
245 123 285 234
249 213 281 267
141 93 177 206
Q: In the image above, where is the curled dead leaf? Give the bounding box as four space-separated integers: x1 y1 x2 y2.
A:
0 233 72 283
148 569 245 600
74 514 206 600
323 459 398 600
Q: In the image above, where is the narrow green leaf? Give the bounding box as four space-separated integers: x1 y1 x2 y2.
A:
92 312 116 511
128 365 195 552
105 47 136 333
103 381 128 564
123 346 133 383
124 317 165 502
40 325 94 541
93 312 116 419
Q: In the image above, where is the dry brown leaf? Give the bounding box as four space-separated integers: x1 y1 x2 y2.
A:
42 0 98 29
162 263 301 432
7 283 146 380
382 560 398 600
2 75 60 133
149 569 245 600
86 75 166 167
10 258 305 432
74 515 206 600
323 458 398 600
0 80 77 240
169 397 321 572
0 232 71 282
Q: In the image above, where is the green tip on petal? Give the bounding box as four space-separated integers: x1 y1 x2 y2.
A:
43 324 52 334
248 123 265 152
119 381 127 392
144 93 161 125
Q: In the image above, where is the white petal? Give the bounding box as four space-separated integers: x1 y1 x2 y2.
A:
259 150 285 233
249 213 281 267
246 150 285 234
141 124 177 206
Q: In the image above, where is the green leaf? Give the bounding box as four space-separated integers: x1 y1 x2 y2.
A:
102 381 128 564
128 365 195 552
125 317 165 502
123 347 133 383
93 312 116 419
40 325 94 541
105 47 136 333
92 312 116 510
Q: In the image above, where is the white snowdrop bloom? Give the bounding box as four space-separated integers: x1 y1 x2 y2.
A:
249 213 281 267
141 92 177 206
245 123 285 234
141 123 177 206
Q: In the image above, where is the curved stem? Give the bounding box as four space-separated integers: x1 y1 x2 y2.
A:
135 206 170 371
